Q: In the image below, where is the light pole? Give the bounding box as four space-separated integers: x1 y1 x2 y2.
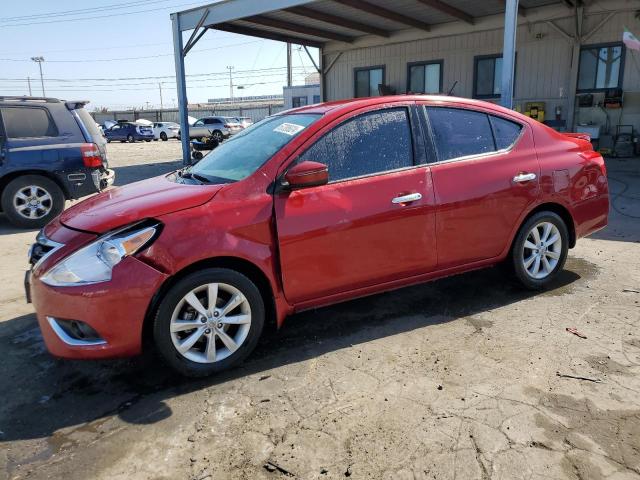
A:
227 66 234 102
31 56 45 96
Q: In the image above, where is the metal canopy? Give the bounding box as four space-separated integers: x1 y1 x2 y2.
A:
171 0 572 164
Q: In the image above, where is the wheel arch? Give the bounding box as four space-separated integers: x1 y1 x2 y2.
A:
141 256 277 352
511 202 576 253
0 170 71 203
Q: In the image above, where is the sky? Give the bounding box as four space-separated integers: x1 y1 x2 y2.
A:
0 0 320 110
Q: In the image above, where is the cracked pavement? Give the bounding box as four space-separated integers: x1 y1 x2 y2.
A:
0 142 639 480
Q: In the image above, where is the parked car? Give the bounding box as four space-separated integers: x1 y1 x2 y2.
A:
153 122 180 141
104 122 154 143
0 96 114 228
234 116 253 129
27 95 609 377
184 116 232 142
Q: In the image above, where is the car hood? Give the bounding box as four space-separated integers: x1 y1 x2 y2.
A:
59 175 223 233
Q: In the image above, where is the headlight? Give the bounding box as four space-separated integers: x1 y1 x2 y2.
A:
40 222 159 287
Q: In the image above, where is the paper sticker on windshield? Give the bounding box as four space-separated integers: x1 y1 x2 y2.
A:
274 123 305 136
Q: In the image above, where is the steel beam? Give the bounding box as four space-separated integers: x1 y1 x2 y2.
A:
171 13 191 166
286 6 390 37
337 0 431 31
415 0 474 24
500 0 518 109
245 15 356 43
213 22 323 48
177 0 316 31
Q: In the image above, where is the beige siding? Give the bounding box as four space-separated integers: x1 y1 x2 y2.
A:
324 8 640 129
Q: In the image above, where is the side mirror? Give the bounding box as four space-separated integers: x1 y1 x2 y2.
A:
284 161 329 189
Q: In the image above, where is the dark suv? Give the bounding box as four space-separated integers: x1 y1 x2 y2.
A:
0 96 114 228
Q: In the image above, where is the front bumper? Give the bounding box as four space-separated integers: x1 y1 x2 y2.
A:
30 256 168 359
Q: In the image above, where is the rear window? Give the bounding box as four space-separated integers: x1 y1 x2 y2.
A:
0 107 58 138
74 107 102 138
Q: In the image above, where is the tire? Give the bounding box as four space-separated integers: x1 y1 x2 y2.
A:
127 134 135 143
511 211 569 290
160 132 168 141
106 138 111 143
153 268 265 377
145 140 151 142
1 175 65 229
192 151 203 160
211 130 223 143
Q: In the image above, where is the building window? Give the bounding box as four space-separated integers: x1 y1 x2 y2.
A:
407 60 442 94
313 95 321 104
577 43 624 92
292 96 308 108
354 66 385 98
474 54 504 99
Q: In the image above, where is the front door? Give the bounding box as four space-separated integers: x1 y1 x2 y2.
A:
274 106 437 304
422 105 540 268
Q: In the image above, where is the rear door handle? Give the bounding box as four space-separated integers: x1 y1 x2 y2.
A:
392 192 422 204
513 172 537 183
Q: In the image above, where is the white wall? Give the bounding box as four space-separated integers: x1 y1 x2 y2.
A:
322 4 640 131
283 84 321 109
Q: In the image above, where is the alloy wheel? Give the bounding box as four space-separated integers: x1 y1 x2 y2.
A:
522 221 562 279
170 283 251 364
13 185 53 220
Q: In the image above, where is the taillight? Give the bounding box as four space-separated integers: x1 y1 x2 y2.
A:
81 143 103 168
224 124 231 128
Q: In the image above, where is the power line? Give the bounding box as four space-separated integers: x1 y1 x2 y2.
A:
0 0 171 22
0 40 264 63
0 66 312 83
0 1 205 27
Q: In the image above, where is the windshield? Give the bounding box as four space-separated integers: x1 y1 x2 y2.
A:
190 113 320 182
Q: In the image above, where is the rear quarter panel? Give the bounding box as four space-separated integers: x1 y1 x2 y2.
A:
532 124 609 239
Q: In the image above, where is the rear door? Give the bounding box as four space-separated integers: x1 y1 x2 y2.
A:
274 104 437 304
421 104 539 268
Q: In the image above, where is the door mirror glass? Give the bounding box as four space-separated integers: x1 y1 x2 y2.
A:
284 161 329 189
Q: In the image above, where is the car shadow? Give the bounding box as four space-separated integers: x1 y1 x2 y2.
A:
0 262 586 447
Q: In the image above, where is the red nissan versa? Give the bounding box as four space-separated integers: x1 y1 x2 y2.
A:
27 96 609 377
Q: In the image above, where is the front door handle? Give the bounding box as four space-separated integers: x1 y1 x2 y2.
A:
513 172 537 183
392 192 422 204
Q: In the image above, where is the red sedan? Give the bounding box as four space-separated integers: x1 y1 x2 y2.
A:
27 96 609 377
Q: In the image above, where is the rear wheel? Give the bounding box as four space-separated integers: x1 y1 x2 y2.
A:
153 268 264 377
160 132 168 141
1 175 65 228
127 134 135 143
511 212 568 289
211 130 223 143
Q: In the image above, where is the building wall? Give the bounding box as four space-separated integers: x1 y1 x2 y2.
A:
283 84 321 109
323 8 640 131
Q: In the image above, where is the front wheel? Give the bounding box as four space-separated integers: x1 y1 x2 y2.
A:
127 134 135 143
153 268 265 377
160 132 168 141
511 212 569 290
1 175 65 229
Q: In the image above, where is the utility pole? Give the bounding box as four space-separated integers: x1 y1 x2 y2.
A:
27 77 32 96
31 56 45 96
226 66 234 102
286 43 293 87
158 82 164 121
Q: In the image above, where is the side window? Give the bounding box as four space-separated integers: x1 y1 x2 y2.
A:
426 107 494 161
301 107 413 182
194 120 204 126
0 107 58 138
490 115 522 150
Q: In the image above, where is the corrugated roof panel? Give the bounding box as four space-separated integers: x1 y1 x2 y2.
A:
262 10 370 38
230 19 331 43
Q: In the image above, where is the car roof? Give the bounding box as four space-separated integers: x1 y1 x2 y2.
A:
282 94 529 122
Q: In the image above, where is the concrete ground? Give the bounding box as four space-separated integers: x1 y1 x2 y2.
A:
0 141 639 480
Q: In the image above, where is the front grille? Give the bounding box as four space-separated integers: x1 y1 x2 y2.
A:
29 232 63 268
